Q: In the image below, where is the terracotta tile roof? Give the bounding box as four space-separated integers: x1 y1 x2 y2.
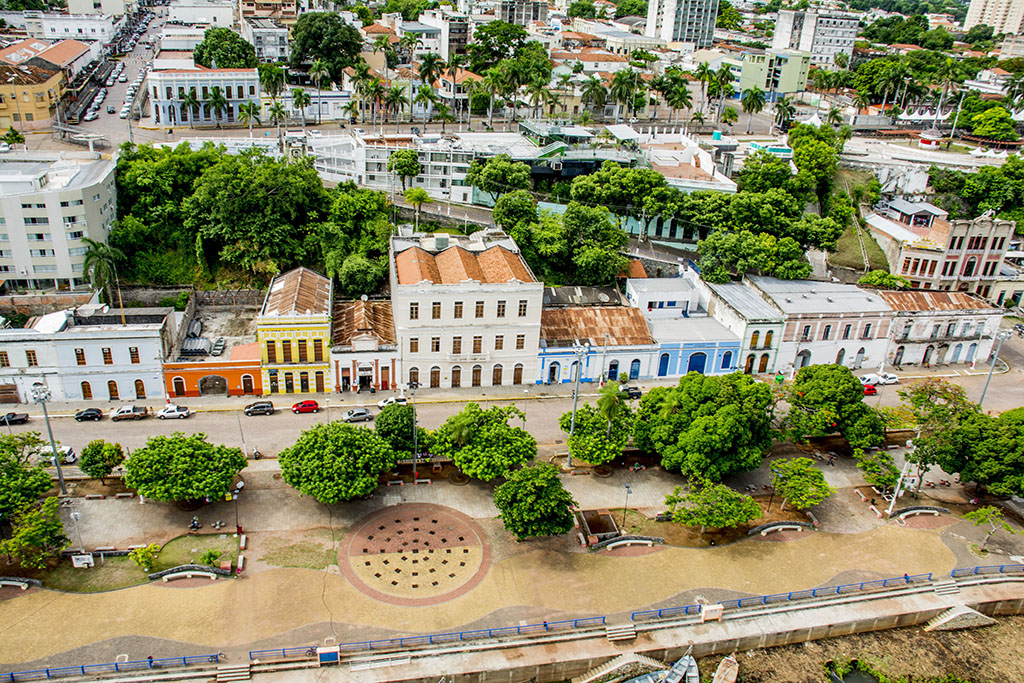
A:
395 245 535 285
363 22 395 34
876 290 998 312
440 67 482 85
36 39 90 66
0 38 50 64
561 31 599 40
551 50 628 62
541 306 655 347
332 300 395 346
618 259 647 278
262 267 332 316
992 67 1011 75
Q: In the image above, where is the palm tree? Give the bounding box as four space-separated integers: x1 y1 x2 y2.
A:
351 61 374 123
932 57 960 120
774 95 795 131
690 110 705 132
404 187 431 229
258 62 285 102
419 52 445 92
694 61 714 114
712 65 734 124
415 86 437 129
291 88 311 136
853 89 871 114
482 69 502 128
557 73 573 115
609 69 637 123
82 237 125 307
365 78 385 133
238 101 260 138
385 84 408 131
826 106 843 127
667 79 693 123
721 105 739 129
526 79 550 119
268 100 286 149
207 86 228 128
596 382 625 438
740 85 766 134
581 75 607 117
309 58 330 126
373 34 392 84
342 101 359 125
181 89 200 128
434 101 454 132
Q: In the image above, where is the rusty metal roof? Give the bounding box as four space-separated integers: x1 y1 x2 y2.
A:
540 306 655 347
332 300 395 346
876 290 999 312
262 267 331 317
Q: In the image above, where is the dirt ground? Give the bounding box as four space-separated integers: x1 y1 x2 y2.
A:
699 615 1024 683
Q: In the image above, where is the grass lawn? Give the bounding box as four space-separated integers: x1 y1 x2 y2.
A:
835 168 874 190
2 555 150 593
153 533 240 571
830 222 889 272
258 528 339 570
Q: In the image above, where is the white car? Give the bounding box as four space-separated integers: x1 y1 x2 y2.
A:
377 396 409 410
82 111 98 121
157 404 192 419
860 373 899 386
35 445 76 466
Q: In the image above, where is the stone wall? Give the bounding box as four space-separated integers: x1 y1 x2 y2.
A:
0 291 96 315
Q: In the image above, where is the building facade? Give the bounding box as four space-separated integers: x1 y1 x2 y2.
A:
771 9 857 68
499 0 549 26
239 0 299 24
390 230 543 390
0 154 116 290
705 280 786 375
163 342 263 398
242 17 290 62
418 8 470 60
0 63 64 131
738 48 811 95
877 291 1001 368
330 300 398 392
149 68 261 127
23 12 120 43
68 0 132 16
645 0 719 50
966 0 1024 34
168 0 236 27
257 267 333 396
537 305 658 383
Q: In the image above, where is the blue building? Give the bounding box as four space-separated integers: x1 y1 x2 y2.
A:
537 305 658 384
644 316 742 376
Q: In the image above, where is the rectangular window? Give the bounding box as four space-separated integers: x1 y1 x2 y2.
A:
129 347 140 364
298 339 308 363
409 302 419 320
842 325 851 340
313 339 323 362
432 301 441 319
453 301 463 319
26 349 37 367
75 348 86 366
801 325 811 341
102 347 112 365
431 337 440 353
494 335 504 350
266 340 277 363
475 301 484 318
473 336 482 353
518 300 528 317
863 323 873 338
281 340 292 363
452 336 462 354
0 351 7 367
516 334 525 350
410 337 419 353
496 300 506 318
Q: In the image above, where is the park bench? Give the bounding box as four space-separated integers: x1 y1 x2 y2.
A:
0 579 29 590
900 509 939 519
161 571 218 583
605 539 653 550
760 525 804 537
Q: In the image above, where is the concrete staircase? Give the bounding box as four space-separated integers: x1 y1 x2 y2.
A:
215 664 251 682
571 652 667 683
924 604 997 632
933 580 961 596
605 623 638 642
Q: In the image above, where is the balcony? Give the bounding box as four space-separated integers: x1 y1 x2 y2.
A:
897 333 983 344
447 352 490 363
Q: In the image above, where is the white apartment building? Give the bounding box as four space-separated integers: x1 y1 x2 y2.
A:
241 17 289 63
878 291 1001 368
23 12 121 43
498 0 548 26
771 9 857 68
966 0 1024 34
149 68 261 127
379 13 442 57
0 305 174 403
167 0 236 27
645 0 719 51
418 8 471 61
68 0 133 16
0 155 116 291
390 229 543 390
158 26 207 51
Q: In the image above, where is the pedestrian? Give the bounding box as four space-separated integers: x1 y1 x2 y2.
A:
147 656 153 667
870 498 876 506
827 454 835 466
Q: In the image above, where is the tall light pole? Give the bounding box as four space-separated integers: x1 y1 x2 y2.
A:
6 75 25 136
235 408 248 458
31 383 66 496
69 507 84 551
565 343 589 469
979 329 1012 407
620 483 632 533
409 382 419 479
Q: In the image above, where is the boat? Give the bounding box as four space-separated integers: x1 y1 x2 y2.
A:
712 655 738 683
620 655 698 683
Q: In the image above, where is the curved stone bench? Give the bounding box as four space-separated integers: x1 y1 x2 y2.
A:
161 571 218 583
761 524 804 537
0 579 29 590
605 539 653 550
900 509 939 519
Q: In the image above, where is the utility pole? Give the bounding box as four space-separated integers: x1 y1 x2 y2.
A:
980 329 1012 406
565 343 589 469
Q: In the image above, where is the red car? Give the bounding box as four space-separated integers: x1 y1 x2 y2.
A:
292 400 320 414
863 385 878 396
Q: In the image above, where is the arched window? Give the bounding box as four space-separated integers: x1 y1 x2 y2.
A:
758 354 769 373
134 379 146 399
721 350 733 370
492 364 503 385
513 364 523 385
836 348 846 366
107 380 119 400
629 359 641 379
750 331 760 349
472 365 482 387
81 381 92 400
796 350 811 368
764 330 773 348
430 366 441 388
687 352 707 374
409 367 420 386
964 256 977 277
744 354 755 373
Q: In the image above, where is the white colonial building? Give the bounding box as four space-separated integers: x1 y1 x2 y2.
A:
877 291 1002 368
149 68 261 127
330 299 399 393
705 280 786 375
390 229 543 389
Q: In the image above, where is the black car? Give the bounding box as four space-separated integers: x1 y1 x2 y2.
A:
618 386 642 400
0 412 29 425
74 408 103 422
244 401 275 416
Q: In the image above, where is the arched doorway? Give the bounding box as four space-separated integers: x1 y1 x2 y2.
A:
658 353 670 377
430 366 441 388
513 364 523 384
950 344 962 363
608 360 619 381
937 343 949 364
492 364 503 385
284 372 294 393
796 350 811 368
923 345 935 365
629 359 641 379
200 375 229 396
966 343 977 363
134 379 146 399
409 367 420 386
570 360 580 382
472 365 482 387
745 354 755 373
758 354 770 373
299 371 309 393
721 350 733 370
107 380 119 400
894 346 905 366
242 374 254 394
836 348 846 366
854 347 866 368
548 362 560 383
687 352 707 374
81 381 92 400
451 365 462 388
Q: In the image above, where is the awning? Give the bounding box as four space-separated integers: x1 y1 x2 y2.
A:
605 124 640 141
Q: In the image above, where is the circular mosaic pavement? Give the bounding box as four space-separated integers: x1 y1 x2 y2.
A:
339 503 491 606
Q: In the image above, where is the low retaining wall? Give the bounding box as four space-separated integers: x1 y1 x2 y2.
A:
0 291 95 315
590 535 664 550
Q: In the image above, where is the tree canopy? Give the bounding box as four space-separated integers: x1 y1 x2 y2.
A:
929 155 1024 229
193 27 257 69
858 270 910 289
559 400 633 465
899 378 979 485
79 439 125 484
123 433 246 503
785 365 886 450
432 403 536 481
279 422 397 503
289 13 363 83
387 148 422 190
493 464 577 540
374 403 430 456
466 21 529 73
466 154 531 203
950 408 1024 497
0 433 52 522
665 481 761 535
772 457 835 509
0 497 69 569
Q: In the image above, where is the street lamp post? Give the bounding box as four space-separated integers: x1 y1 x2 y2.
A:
566 343 590 469
31 383 66 496
979 329 1012 407
409 382 419 480
235 408 248 458
69 507 84 551
766 465 782 513
620 483 632 533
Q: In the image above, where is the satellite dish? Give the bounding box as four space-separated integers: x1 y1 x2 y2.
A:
598 293 609 302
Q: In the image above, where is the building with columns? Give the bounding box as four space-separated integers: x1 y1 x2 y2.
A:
149 68 261 128
330 299 398 393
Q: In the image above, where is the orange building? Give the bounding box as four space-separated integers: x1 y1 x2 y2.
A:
162 342 263 398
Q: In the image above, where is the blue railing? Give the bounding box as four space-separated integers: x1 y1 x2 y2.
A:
631 573 933 621
248 617 606 661
951 564 1024 578
4 654 221 681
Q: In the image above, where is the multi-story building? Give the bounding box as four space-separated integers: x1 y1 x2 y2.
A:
257 267 333 396
771 9 857 68
239 0 298 24
705 280 786 375
330 299 398 392
390 229 543 389
865 200 1015 300
158 26 208 51
418 8 470 61
965 0 1024 34
169 0 236 27
22 12 120 44
738 48 811 95
0 305 174 403
746 276 894 374
877 291 1001 368
149 68 261 127
537 305 658 383
0 154 116 290
68 0 132 17
499 0 549 26
645 0 719 51
241 17 290 63
0 63 64 132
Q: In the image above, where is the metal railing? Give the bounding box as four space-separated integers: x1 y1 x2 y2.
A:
248 617 606 661
951 564 1024 578
4 654 221 682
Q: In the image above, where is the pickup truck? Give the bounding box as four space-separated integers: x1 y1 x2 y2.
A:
111 405 150 421
157 404 191 420
0 412 29 425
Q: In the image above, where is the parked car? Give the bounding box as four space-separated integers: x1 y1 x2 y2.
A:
74 408 103 422
106 105 116 114
291 400 320 414
0 412 29 425
618 385 642 400
377 396 408 410
35 445 76 465
342 407 373 423
157 404 191 420
860 373 898 386
111 405 149 421
83 111 98 121
863 384 878 396
118 74 128 82
243 401 275 416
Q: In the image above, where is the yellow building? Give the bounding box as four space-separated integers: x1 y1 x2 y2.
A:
256 267 333 395
0 63 64 132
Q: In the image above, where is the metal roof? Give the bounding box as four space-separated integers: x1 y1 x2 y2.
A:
875 290 999 312
746 276 891 314
708 282 784 321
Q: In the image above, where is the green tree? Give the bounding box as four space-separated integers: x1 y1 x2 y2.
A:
634 373 774 481
953 408 1024 496
465 154 531 203
858 270 911 289
180 89 200 129
292 88 311 136
432 403 536 481
963 506 1017 550
899 378 979 490
374 403 418 455
288 13 363 83
716 0 741 28
128 543 160 571
697 229 811 283
493 464 577 540
387 148 422 190
493 189 537 232
4 125 25 145
664 481 761 536
971 106 1018 140
0 497 69 569
279 422 397 503
123 433 246 503
193 27 256 69
0 433 51 522
785 364 885 450
741 86 766 134
207 86 229 128
853 447 900 489
772 457 835 509
199 549 221 566
310 58 332 126
558 402 633 465
404 187 432 229
258 62 286 102
567 0 598 18
466 20 528 73
336 253 384 298
614 0 646 17
736 149 807 200
82 237 125 306
792 138 838 207
78 439 124 485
